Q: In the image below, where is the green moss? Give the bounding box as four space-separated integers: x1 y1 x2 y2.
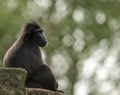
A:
0 68 27 95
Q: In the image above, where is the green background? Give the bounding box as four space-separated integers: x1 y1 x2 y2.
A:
0 0 120 95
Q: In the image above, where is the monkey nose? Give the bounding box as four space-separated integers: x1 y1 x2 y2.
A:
40 41 47 47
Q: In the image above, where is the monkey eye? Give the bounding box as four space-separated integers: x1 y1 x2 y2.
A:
35 29 43 32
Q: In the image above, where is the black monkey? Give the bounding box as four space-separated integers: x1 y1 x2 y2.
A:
3 22 60 92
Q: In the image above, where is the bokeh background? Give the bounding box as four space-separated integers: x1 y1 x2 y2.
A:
0 0 120 95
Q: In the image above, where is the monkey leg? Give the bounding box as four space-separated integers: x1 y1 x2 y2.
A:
26 82 44 88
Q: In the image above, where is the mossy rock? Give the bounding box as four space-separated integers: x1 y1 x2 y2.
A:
27 88 64 95
0 68 27 95
0 68 66 95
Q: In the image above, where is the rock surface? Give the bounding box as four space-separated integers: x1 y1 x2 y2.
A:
0 68 66 95
27 88 64 95
0 68 27 95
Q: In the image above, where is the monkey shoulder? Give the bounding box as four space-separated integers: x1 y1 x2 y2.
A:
3 41 31 64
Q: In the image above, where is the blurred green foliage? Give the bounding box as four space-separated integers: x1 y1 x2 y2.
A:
0 0 120 95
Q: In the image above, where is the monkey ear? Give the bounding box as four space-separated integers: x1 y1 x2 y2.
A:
25 31 31 41
26 31 31 34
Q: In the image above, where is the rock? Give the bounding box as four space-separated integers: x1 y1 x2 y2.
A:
0 68 66 95
0 68 27 95
27 88 64 95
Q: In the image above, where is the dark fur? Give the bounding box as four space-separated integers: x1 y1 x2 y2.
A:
3 22 59 91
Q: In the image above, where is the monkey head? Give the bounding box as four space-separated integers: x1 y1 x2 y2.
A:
23 21 47 47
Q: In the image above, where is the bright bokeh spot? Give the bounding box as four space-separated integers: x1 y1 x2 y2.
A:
35 0 51 9
73 28 85 52
63 35 73 47
74 81 88 95
51 54 70 75
72 8 85 22
95 11 106 24
7 0 18 11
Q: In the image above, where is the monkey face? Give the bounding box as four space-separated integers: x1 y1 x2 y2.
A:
32 29 47 47
23 22 47 47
